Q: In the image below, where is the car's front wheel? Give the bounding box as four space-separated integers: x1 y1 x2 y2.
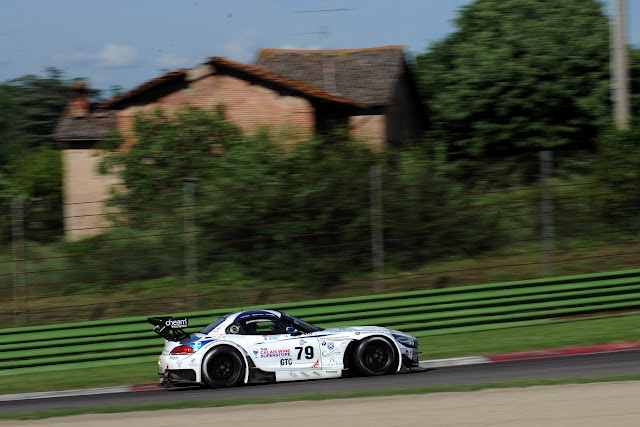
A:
353 336 397 376
201 346 245 388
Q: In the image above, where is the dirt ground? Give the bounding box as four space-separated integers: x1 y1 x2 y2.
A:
4 381 640 426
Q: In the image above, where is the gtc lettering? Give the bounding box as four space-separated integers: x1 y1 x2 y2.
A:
280 358 293 366
295 346 314 360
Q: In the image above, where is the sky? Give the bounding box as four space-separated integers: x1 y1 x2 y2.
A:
1 0 638 94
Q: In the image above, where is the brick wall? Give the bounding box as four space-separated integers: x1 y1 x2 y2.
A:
117 73 316 139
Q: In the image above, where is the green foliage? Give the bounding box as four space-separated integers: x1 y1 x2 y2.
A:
384 142 505 268
99 107 241 226
0 68 73 242
97 108 381 289
0 68 74 153
591 122 640 227
197 130 378 288
417 0 610 159
62 231 185 290
631 49 640 117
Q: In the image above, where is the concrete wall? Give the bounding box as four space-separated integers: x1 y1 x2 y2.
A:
62 148 119 239
349 113 386 148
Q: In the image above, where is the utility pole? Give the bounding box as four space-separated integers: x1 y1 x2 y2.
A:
612 0 631 129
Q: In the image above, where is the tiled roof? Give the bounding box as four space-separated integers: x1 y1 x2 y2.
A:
98 58 365 109
207 57 365 107
99 69 188 109
54 113 117 141
254 46 407 107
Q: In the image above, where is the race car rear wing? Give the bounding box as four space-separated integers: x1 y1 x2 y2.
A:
148 316 190 341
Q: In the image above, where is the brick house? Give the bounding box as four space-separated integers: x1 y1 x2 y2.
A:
55 45 426 238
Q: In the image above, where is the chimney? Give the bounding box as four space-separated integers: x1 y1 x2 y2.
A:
69 81 90 117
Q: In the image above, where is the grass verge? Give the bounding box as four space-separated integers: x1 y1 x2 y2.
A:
3 374 640 421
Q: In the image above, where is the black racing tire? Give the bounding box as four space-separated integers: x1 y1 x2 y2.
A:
201 346 245 388
353 336 397 376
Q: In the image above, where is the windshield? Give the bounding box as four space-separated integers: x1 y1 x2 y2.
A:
283 313 323 333
200 316 227 334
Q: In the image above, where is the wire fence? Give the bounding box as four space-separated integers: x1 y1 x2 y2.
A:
1 150 639 326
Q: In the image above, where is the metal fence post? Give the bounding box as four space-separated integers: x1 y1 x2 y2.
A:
370 165 384 291
12 197 27 326
539 151 554 276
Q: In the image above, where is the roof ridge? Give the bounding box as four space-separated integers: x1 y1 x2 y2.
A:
207 56 365 107
257 45 405 54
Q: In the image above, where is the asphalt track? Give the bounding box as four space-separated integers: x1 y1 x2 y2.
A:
2 346 639 414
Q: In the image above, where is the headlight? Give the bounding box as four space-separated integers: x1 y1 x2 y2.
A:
393 334 417 348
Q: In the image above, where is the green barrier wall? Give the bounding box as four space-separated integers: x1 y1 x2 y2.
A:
2 269 640 374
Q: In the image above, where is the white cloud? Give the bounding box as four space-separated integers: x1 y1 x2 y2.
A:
96 43 138 68
52 43 139 68
153 53 188 69
221 29 263 62
52 51 94 67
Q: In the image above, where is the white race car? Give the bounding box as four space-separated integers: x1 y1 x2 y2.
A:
148 309 422 388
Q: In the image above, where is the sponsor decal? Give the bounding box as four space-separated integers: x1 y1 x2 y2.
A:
312 371 321 377
253 349 259 357
169 356 179 360
301 371 309 377
322 341 326 346
237 310 278 320
289 372 299 378
280 358 293 366
328 342 334 350
322 349 342 365
259 348 292 358
312 359 320 368
299 339 307 345
190 357 198 366
326 370 339 374
165 318 188 329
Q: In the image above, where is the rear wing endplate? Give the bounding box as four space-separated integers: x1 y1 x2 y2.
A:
148 316 190 341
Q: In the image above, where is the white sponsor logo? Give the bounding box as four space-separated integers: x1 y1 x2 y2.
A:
165 319 188 329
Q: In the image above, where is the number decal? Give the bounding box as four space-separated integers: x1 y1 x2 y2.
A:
295 346 314 360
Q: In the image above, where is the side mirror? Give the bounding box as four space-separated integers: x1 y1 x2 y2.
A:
286 326 303 336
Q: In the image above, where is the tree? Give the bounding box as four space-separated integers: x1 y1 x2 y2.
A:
0 69 74 241
631 48 640 118
0 68 75 152
98 108 379 289
417 0 610 159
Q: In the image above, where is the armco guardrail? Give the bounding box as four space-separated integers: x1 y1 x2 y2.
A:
2 269 640 374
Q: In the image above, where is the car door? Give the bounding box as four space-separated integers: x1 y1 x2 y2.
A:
243 316 320 371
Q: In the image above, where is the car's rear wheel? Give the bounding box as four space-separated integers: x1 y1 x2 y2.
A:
201 346 245 388
353 336 397 376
